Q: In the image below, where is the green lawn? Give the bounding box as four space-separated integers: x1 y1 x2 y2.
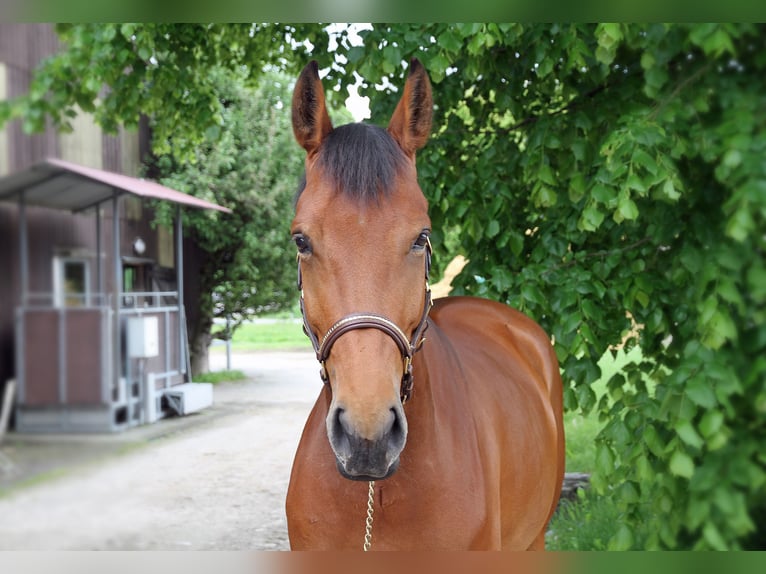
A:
210 319 312 352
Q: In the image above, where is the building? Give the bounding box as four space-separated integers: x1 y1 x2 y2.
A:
0 24 226 432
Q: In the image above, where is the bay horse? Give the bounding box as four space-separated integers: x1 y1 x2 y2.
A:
285 59 565 550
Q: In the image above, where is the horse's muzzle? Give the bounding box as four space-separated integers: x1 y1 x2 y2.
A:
327 405 407 481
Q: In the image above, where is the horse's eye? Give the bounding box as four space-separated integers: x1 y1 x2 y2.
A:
412 231 431 252
293 233 312 255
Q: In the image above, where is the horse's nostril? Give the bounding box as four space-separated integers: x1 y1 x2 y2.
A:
330 408 351 456
388 407 407 451
335 408 354 435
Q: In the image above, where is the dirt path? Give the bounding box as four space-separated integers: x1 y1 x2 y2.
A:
0 351 321 550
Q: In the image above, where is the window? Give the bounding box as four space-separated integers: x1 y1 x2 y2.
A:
53 257 90 307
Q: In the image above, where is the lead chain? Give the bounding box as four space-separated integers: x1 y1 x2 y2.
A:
363 480 375 551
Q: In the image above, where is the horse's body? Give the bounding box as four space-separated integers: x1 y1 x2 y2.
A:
285 59 564 550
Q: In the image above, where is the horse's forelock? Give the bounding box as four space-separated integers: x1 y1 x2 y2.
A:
294 123 408 206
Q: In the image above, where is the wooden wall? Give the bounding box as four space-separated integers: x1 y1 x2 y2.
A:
0 23 151 392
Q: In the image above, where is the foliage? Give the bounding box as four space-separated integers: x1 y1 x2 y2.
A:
153 68 306 372
564 348 641 472
6 22 765 550
547 489 652 551
0 23 330 160
320 24 766 550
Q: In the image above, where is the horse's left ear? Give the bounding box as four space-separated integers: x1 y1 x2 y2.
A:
292 60 333 156
388 58 433 157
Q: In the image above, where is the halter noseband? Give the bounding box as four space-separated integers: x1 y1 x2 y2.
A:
298 239 433 404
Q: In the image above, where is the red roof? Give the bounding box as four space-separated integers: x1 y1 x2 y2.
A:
0 157 232 213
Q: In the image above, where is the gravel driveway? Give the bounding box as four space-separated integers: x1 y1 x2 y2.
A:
0 350 321 550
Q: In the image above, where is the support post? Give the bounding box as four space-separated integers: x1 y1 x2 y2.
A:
175 204 186 379
112 193 122 400
19 190 28 305
17 190 28 404
226 315 232 371
96 204 103 298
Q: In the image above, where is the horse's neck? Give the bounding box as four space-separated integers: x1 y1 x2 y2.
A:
407 322 466 433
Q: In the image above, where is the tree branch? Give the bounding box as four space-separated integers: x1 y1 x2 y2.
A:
541 236 653 277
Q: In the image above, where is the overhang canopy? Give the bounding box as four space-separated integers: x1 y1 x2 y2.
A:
0 157 231 213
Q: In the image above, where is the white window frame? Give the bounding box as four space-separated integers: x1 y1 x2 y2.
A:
53 256 91 308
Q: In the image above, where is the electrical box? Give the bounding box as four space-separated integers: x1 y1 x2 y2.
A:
127 316 159 358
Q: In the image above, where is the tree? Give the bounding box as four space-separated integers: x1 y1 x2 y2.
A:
152 69 307 374
323 23 765 550
0 23 330 160
5 22 764 549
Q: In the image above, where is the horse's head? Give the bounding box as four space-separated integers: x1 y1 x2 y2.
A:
291 59 433 481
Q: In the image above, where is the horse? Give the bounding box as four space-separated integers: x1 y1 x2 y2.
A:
285 58 565 550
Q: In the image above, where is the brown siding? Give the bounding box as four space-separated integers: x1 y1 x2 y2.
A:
0 23 61 172
65 309 104 404
22 309 60 406
0 24 188 419
1 23 144 175
0 204 19 386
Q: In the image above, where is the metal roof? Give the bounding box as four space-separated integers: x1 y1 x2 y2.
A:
0 157 231 213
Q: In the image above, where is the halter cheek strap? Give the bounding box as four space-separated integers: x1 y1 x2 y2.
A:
298 239 432 404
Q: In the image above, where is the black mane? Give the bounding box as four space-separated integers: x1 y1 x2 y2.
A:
295 123 408 203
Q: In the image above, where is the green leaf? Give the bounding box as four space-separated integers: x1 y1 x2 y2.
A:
591 183 614 203
576 383 597 414
508 231 524 257
626 173 647 194
427 53 451 82
660 178 681 201
595 441 616 477
486 219 500 239
702 522 728 551
726 205 754 242
615 193 639 222
521 282 546 307
608 523 635 550
669 450 695 478
437 29 463 53
687 498 711 531
569 173 586 203
675 420 704 449
699 410 724 439
539 164 556 186
685 377 717 408
579 204 605 232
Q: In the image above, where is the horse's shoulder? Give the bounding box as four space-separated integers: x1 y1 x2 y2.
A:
430 295 547 341
429 296 558 386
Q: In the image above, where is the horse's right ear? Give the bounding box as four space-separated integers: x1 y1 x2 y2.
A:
388 58 433 157
292 61 333 155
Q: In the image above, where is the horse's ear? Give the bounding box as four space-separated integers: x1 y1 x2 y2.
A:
388 58 433 157
292 61 333 155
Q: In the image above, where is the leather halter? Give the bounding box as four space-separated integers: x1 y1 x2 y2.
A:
298 239 433 404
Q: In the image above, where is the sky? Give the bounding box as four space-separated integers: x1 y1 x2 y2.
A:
326 23 372 122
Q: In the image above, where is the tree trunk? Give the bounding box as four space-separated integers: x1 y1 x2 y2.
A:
182 237 215 378
189 328 212 377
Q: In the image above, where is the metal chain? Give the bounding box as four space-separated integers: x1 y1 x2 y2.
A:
363 480 375 551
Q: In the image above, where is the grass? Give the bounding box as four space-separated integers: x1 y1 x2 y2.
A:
210 319 312 352
194 369 247 384
551 346 649 550
547 488 651 550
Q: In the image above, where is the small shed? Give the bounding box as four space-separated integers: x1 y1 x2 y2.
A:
0 157 230 432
